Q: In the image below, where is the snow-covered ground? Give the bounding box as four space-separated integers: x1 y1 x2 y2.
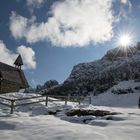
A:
88 80 140 108
0 108 140 140
0 80 140 140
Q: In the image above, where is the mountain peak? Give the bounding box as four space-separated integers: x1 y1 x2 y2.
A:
48 42 140 96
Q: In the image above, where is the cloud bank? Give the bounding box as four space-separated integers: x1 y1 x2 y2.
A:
0 40 36 69
10 0 114 47
10 0 132 47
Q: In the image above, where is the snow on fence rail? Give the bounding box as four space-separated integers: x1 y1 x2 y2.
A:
0 94 87 114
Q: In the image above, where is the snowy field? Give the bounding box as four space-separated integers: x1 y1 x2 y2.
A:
0 80 140 140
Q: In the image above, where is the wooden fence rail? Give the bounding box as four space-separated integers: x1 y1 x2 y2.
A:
0 94 89 114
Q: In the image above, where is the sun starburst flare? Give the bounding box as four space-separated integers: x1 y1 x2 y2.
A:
118 34 132 48
113 31 136 58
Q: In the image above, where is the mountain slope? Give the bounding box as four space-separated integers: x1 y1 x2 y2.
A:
88 80 140 107
48 43 140 95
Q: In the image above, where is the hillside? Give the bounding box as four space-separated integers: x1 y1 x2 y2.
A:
87 80 140 107
48 43 140 95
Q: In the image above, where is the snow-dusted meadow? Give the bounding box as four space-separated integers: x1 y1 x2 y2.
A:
0 80 140 140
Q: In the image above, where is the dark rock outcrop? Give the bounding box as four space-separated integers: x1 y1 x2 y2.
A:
66 109 117 117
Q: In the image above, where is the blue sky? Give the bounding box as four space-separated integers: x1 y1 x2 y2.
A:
0 0 140 87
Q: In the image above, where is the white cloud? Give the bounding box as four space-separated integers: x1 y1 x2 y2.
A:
10 0 132 47
9 12 37 40
26 0 45 8
45 0 114 47
17 45 36 69
10 0 114 47
0 40 17 65
0 40 36 70
9 12 28 39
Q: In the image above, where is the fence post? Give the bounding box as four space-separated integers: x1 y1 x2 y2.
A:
10 100 15 114
89 96 91 104
78 99 80 105
65 98 67 105
45 95 48 106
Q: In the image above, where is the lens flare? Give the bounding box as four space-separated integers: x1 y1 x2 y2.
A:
118 34 132 48
113 30 135 57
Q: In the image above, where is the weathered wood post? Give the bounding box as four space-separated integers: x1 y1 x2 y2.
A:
10 100 15 114
78 97 80 105
65 97 67 105
138 97 140 109
45 95 48 106
89 96 91 104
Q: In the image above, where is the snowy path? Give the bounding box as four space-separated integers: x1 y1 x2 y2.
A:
0 108 140 140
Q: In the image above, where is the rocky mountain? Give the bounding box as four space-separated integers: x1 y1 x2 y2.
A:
24 80 59 93
48 42 140 96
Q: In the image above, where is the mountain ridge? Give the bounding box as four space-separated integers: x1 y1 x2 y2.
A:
47 42 140 95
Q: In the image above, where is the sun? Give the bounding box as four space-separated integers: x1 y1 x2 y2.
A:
118 34 132 48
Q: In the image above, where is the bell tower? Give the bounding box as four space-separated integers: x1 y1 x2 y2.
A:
14 54 23 69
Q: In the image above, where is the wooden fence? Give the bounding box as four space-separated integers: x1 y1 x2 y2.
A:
0 94 89 114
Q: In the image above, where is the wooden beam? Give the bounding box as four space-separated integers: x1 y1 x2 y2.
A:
14 100 46 107
0 102 11 107
0 96 14 101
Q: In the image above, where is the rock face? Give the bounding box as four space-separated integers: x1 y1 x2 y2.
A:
48 43 140 96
